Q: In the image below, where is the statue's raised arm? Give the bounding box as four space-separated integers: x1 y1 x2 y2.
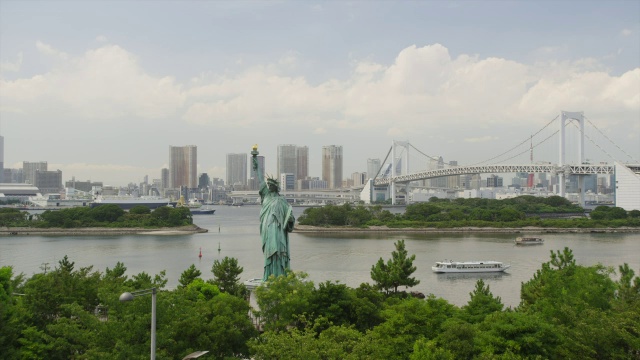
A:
251 144 265 190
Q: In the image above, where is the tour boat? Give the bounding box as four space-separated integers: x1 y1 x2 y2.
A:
432 260 510 273
514 237 544 245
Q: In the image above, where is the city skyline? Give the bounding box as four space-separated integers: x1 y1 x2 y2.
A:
1 1 638 186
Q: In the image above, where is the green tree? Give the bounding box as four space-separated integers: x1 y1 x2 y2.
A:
371 239 419 294
255 271 314 332
211 257 245 296
459 279 504 324
129 205 151 215
178 264 202 288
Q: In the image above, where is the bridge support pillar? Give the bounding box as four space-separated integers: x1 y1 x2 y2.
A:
559 111 585 206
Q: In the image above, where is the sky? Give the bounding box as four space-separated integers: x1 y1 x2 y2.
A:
1 0 639 187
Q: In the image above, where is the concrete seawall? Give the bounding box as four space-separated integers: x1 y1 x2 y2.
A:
293 225 640 234
0 225 208 236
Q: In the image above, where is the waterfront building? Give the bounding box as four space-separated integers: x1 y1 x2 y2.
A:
64 178 103 193
277 144 298 184
280 173 295 191
161 168 169 190
34 169 63 194
367 158 381 180
169 145 197 189
226 153 248 189
296 146 308 182
23 161 47 185
352 172 367 187
198 173 210 190
614 162 640 211
2 168 24 184
486 174 503 188
322 145 343 189
446 160 460 189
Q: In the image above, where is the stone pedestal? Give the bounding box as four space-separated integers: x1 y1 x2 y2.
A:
244 278 264 330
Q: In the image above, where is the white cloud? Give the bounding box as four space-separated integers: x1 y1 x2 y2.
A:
36 41 69 59
1 43 186 121
96 35 108 43
0 52 23 73
1 42 638 177
620 29 632 36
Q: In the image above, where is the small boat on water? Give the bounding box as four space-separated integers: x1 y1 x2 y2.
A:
514 237 544 245
432 260 510 273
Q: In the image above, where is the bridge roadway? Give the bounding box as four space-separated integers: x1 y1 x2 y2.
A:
373 163 624 186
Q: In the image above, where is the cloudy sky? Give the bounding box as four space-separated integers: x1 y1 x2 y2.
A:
1 0 638 186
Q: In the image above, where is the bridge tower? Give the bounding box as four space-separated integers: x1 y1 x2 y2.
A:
558 111 585 204
390 140 410 205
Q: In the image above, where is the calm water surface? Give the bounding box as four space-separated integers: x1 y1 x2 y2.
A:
1 205 638 307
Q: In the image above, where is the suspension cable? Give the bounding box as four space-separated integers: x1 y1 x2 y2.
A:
375 146 392 179
585 116 639 163
569 121 624 163
466 115 559 166
494 130 559 164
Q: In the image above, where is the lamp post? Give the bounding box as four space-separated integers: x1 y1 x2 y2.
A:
120 288 157 360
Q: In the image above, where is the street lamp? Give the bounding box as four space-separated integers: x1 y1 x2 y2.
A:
120 288 157 360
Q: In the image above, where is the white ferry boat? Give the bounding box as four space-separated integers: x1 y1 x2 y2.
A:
514 237 544 245
432 260 510 273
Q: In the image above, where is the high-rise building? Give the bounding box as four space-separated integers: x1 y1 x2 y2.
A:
277 145 298 179
296 146 309 181
367 158 381 180
226 153 248 188
198 173 211 190
322 145 343 189
161 168 169 189
169 146 197 189
23 161 48 185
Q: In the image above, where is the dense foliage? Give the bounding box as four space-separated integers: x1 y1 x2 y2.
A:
297 196 640 228
2 247 639 359
0 204 193 228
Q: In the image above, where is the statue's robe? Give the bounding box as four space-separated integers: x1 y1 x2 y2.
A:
258 183 295 281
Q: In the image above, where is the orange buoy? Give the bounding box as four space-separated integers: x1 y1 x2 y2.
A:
198 247 202 258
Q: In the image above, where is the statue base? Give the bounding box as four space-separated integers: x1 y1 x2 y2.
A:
244 278 265 330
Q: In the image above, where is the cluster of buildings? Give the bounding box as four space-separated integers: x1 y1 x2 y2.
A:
0 135 637 210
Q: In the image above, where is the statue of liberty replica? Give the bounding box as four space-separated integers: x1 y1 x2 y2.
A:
251 145 295 281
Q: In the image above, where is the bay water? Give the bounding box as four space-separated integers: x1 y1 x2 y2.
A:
1 205 638 307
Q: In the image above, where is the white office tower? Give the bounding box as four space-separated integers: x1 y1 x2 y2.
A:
322 145 343 189
367 158 381 180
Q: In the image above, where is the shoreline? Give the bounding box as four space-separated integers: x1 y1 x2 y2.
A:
293 225 640 234
0 225 208 236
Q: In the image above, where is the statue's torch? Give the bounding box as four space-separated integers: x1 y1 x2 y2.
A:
251 144 259 157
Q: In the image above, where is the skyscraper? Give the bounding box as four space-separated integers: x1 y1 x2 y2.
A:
322 145 343 189
367 158 381 179
277 144 298 179
226 153 248 188
161 168 169 190
169 145 197 189
296 146 309 181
